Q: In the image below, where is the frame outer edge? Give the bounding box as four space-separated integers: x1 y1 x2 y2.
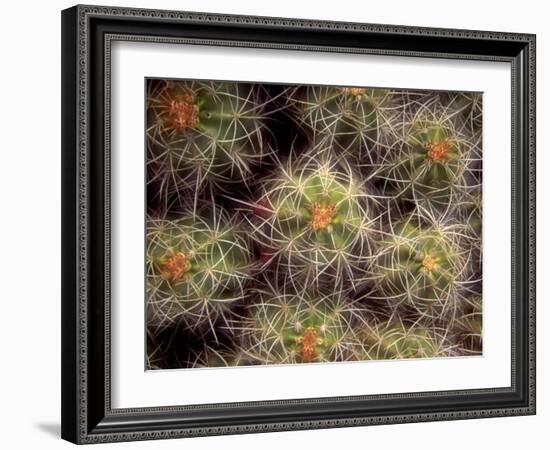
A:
64 4 537 444
527 33 536 414
76 3 534 41
61 5 80 445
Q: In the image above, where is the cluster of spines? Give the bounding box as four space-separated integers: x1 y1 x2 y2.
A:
146 80 483 369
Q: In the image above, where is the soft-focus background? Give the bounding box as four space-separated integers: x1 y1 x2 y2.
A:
0 1 545 448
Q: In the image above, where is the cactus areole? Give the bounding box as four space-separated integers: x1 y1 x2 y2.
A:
425 140 451 163
162 251 192 281
296 326 323 362
309 202 337 231
421 253 438 273
342 87 368 97
163 91 199 132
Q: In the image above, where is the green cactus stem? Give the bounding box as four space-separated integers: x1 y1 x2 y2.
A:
372 216 469 317
384 119 468 206
246 152 376 288
242 284 359 365
289 85 391 162
146 206 254 333
147 80 274 204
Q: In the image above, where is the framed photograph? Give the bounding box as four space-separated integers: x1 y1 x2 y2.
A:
61 4 536 444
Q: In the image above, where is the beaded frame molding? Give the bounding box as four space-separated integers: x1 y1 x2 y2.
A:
61 4 536 444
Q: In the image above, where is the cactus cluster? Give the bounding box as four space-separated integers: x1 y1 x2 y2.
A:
146 78 483 369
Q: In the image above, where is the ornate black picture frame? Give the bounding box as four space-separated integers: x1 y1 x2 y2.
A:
61 4 536 444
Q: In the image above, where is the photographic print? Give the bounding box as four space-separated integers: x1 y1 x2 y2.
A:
145 79 483 370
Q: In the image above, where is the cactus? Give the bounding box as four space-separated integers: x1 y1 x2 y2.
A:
146 206 254 334
372 213 470 318
241 282 360 365
376 101 480 209
288 85 391 163
245 151 376 288
146 79 274 207
388 119 462 205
